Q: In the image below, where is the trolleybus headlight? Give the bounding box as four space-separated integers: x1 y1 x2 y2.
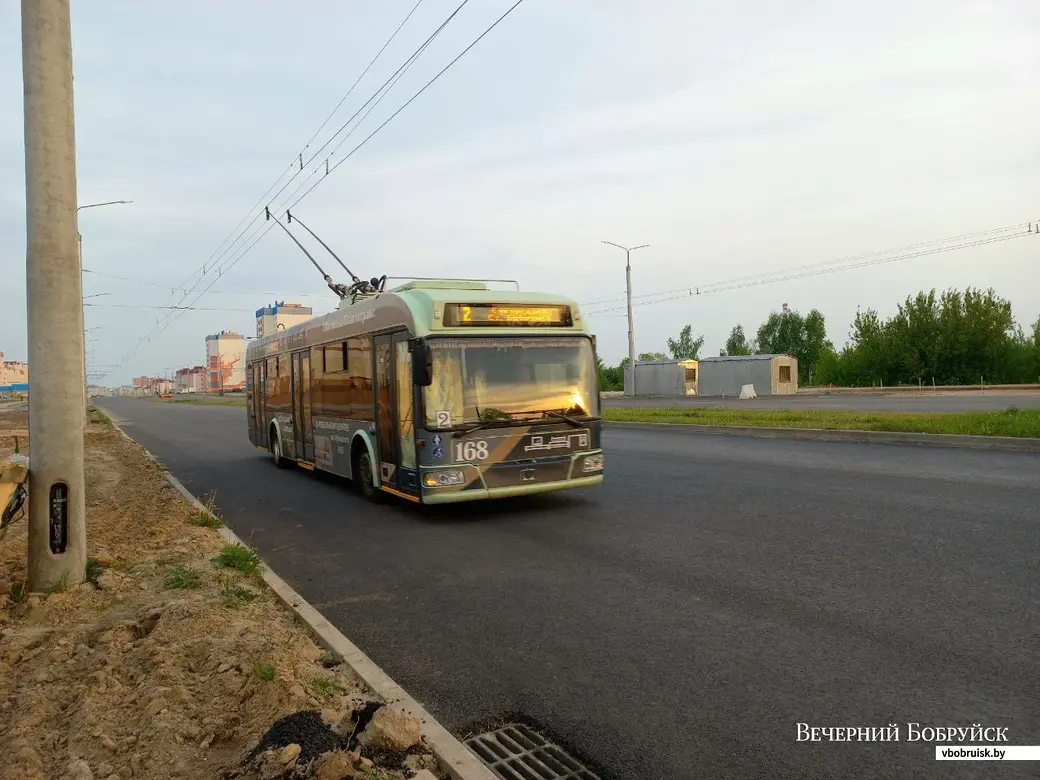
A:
423 470 466 488
581 454 604 473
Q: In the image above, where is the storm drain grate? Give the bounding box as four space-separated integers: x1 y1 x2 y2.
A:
465 723 600 780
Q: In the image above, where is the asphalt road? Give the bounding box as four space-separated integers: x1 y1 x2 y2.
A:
99 398 1040 780
604 391 1040 412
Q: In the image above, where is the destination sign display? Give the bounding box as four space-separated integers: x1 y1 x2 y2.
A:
444 303 573 327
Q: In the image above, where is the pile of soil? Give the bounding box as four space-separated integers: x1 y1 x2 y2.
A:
0 410 442 780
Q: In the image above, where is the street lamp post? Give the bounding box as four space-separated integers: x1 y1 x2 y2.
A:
601 241 649 395
78 199 131 422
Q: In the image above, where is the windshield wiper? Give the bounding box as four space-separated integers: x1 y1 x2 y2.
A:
453 408 593 437
540 409 586 428
453 419 506 438
453 408 516 438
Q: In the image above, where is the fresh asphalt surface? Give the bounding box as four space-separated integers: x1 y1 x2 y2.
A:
99 398 1039 780
604 390 1040 413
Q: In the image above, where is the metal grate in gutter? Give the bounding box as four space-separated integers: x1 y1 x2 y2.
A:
465 723 600 780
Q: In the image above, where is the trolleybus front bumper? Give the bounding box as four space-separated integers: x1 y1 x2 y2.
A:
418 450 604 504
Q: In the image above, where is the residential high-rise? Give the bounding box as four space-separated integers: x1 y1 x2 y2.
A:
205 331 246 392
255 301 313 339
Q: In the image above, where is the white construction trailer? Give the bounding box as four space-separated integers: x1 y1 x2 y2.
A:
696 354 798 397
624 358 698 396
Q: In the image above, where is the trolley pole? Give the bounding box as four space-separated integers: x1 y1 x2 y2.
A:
22 0 87 590
601 241 649 396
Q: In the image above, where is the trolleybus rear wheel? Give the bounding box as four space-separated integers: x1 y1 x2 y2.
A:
270 428 289 469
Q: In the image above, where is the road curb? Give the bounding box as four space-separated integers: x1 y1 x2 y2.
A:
105 417 497 780
605 421 1040 452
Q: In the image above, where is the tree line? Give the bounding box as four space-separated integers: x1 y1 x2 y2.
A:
597 286 1040 391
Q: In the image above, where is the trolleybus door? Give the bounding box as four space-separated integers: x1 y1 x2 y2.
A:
290 351 314 462
373 332 419 498
249 361 267 447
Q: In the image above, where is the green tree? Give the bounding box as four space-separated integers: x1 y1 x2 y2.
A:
596 356 624 391
755 307 831 383
722 324 753 356
812 345 846 386
831 287 1029 386
666 325 705 360
637 351 668 361
1032 315 1040 382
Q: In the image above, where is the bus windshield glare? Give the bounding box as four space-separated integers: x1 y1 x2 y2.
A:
423 336 599 426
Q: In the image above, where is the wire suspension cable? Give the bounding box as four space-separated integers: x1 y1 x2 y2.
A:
101 0 531 378
123 1 475 358
584 231 1032 315
581 222 1031 307
148 1 438 322
116 0 525 368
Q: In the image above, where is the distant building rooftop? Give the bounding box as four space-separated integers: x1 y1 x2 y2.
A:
633 357 699 365
205 330 245 341
255 301 313 318
699 354 788 362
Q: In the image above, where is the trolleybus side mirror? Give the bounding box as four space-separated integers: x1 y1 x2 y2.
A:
411 340 433 387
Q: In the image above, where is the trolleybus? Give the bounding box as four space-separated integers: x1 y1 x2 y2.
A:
245 279 604 504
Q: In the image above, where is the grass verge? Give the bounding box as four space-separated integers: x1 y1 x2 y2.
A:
84 557 105 584
310 675 347 700
188 492 224 528
165 564 203 590
214 543 263 576
603 405 1040 438
88 407 114 426
217 574 258 607
253 661 276 681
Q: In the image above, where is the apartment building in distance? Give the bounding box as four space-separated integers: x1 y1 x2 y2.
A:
205 330 246 392
255 301 313 338
0 352 29 391
175 366 206 393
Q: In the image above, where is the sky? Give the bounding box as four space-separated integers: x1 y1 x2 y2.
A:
1 0 1038 383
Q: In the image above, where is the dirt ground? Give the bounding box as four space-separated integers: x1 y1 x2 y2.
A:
0 409 444 780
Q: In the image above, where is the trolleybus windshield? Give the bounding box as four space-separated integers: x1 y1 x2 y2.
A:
423 336 598 427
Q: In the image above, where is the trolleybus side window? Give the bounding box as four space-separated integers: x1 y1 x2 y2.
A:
324 343 345 374
271 356 292 413
318 336 374 421
346 336 374 421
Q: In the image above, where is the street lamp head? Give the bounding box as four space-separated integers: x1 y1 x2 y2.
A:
78 199 133 211
601 240 650 252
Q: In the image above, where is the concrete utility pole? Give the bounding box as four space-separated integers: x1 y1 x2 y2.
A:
22 0 87 591
601 241 649 395
78 199 131 423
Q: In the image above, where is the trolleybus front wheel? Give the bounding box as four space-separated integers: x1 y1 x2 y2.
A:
354 449 379 502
